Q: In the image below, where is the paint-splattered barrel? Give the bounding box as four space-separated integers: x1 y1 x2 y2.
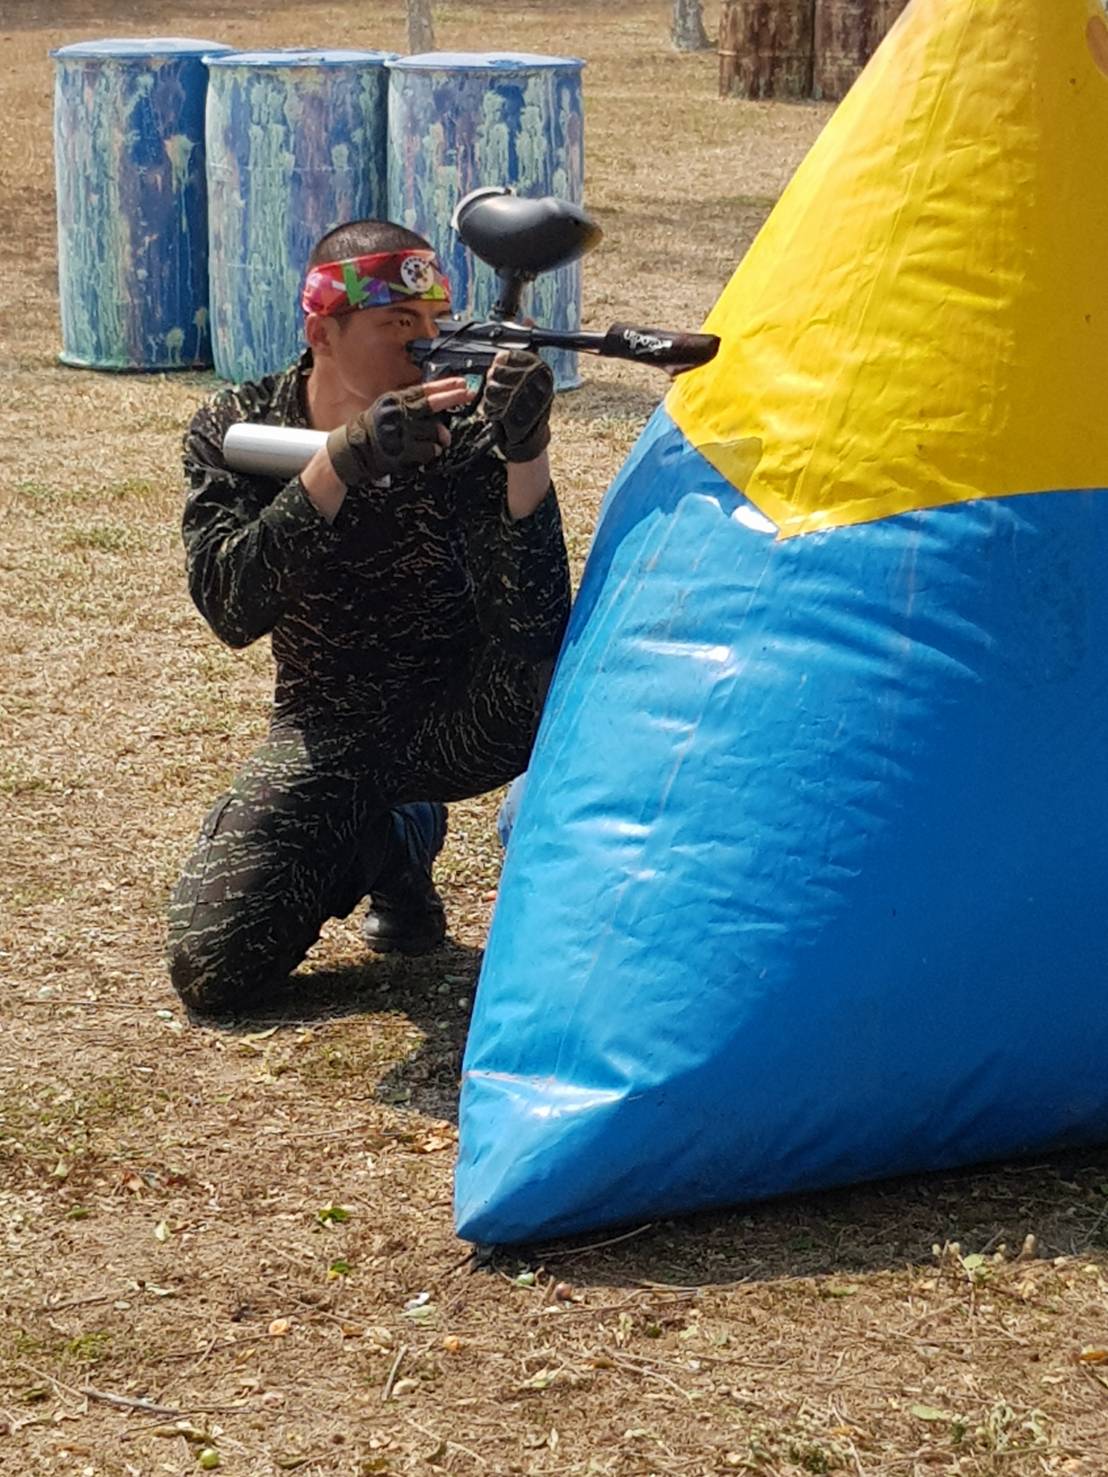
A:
204 49 392 384
51 37 231 371
387 53 586 389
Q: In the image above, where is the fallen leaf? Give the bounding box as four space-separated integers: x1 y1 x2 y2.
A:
150 1422 209 1442
521 1367 556 1390
401 1304 434 1322
909 1404 954 1422
316 1204 351 1225
241 1026 280 1045
414 1134 452 1154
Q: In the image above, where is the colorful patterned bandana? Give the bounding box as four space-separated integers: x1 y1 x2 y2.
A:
301 249 452 317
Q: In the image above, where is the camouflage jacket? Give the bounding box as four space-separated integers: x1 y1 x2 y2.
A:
182 354 571 730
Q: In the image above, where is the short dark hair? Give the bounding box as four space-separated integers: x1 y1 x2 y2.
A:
309 218 431 267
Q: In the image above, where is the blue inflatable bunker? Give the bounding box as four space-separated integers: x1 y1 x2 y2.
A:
454 0 1108 1244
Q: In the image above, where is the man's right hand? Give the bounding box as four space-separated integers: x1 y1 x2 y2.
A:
325 378 473 487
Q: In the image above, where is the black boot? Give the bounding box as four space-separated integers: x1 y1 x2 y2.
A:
362 802 447 955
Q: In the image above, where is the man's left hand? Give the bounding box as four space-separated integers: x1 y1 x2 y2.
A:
481 350 554 463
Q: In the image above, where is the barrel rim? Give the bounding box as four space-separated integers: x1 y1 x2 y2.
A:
204 48 397 69
51 36 233 59
388 50 586 72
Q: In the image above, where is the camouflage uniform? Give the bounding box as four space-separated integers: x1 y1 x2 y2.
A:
167 353 570 1013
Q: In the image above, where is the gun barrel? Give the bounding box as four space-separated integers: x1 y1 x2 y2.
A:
408 321 720 375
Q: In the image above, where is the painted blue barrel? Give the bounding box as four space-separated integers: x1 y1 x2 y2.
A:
205 50 393 384
51 37 231 371
387 52 586 390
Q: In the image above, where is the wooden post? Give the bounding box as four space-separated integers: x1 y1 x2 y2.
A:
407 0 435 54
672 0 713 51
813 0 910 100
719 0 816 101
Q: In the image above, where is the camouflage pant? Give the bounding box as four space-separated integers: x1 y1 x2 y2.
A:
167 647 547 1015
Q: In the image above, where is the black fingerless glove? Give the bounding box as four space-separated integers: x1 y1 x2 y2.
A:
480 350 555 463
326 386 443 486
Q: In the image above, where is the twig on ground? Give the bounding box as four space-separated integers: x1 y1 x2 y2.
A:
18 1363 247 1420
382 1343 408 1401
539 1222 656 1261
528 1291 652 1320
596 1346 698 1403
15 997 147 1010
258 1118 379 1142
84 1387 185 1417
86 1389 251 1418
42 1292 115 1312
17 1362 88 1409
163 1331 272 1363
404 1416 488 1466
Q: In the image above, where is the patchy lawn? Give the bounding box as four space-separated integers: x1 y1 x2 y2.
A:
1 2 1106 1473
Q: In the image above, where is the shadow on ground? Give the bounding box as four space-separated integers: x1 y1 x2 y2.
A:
189 936 481 1124
488 1150 1108 1289
186 951 1108 1291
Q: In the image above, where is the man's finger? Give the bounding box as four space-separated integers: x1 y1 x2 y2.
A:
422 375 472 395
424 384 476 413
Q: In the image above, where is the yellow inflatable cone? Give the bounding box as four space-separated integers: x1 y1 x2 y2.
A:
670 0 1108 537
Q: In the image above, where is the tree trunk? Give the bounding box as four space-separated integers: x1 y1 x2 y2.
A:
719 0 815 100
407 0 436 54
813 0 910 100
672 0 712 51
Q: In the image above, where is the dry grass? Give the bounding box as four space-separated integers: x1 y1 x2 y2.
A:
2 2 1107 1473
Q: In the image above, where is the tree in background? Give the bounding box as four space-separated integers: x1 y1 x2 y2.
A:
407 0 435 52
719 0 909 100
673 0 713 51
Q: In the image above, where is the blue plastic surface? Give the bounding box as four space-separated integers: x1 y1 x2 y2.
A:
455 408 1108 1245
51 36 231 370
386 52 586 390
205 49 392 383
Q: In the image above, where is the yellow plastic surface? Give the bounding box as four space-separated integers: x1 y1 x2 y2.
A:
668 0 1108 538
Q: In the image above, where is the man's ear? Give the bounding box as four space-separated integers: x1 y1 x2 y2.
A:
305 312 335 357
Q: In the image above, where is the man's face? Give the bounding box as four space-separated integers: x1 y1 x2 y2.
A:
325 299 446 402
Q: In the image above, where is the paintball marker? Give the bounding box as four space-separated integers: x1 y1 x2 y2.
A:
222 188 719 479
408 187 721 376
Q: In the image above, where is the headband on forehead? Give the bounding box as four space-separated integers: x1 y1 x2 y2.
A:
302 249 452 317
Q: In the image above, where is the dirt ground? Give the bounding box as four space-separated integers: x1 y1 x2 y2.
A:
2 2 1107 1473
